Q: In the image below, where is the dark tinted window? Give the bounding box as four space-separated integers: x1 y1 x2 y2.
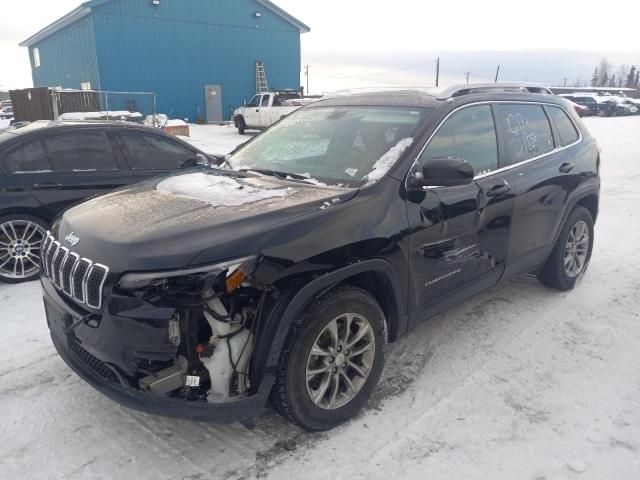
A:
3 140 51 173
420 105 498 175
43 131 118 172
495 104 554 165
119 132 195 170
547 106 579 146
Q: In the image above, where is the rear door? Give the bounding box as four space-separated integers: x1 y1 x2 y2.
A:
114 130 200 180
258 94 273 128
407 104 516 312
3 129 133 218
493 102 576 276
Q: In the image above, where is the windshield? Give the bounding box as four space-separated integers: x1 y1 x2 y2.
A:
229 106 432 187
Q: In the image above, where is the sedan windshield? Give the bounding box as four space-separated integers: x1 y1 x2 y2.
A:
230 106 432 187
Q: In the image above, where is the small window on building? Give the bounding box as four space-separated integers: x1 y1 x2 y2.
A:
33 48 41 68
547 106 580 147
80 82 92 91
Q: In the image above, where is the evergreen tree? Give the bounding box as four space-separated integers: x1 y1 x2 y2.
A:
626 66 636 88
635 70 640 88
591 67 599 87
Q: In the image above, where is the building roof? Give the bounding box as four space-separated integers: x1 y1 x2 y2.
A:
20 0 309 47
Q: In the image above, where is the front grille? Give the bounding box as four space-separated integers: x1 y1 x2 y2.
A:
42 233 109 310
69 337 118 383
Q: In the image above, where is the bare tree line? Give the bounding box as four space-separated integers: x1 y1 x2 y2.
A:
586 58 640 88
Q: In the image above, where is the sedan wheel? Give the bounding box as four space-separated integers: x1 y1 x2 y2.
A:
0 219 47 282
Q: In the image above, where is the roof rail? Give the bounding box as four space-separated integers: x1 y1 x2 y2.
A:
437 82 553 100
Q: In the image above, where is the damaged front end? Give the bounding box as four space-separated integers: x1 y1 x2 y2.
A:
43 252 276 422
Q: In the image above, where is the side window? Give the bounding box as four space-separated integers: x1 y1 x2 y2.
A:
261 95 270 107
547 106 579 147
494 104 555 166
420 105 498 176
3 141 51 174
43 132 118 172
246 95 261 108
118 132 195 170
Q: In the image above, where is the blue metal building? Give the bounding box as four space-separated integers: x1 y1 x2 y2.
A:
20 0 309 121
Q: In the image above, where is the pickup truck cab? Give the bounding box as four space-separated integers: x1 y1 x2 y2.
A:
232 91 315 134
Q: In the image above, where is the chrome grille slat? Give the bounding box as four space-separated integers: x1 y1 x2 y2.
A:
43 234 109 310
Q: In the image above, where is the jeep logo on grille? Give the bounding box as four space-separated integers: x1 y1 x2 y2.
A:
65 232 80 247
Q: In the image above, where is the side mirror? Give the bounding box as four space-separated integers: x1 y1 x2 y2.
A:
243 100 247 107
181 154 209 169
409 157 474 189
195 153 208 165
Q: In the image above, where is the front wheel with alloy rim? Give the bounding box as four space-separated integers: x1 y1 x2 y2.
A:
537 206 594 291
0 215 48 284
271 286 386 431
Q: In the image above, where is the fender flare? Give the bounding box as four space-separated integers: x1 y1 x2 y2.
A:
251 259 407 392
552 186 600 247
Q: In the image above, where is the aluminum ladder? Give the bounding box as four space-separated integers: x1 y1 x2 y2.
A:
256 61 269 93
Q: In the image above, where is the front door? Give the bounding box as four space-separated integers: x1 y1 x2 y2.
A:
205 85 223 123
407 104 515 313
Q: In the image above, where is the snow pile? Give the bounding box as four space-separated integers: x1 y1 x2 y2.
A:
363 137 414 186
59 111 143 121
0 119 10 128
157 172 292 207
165 119 188 127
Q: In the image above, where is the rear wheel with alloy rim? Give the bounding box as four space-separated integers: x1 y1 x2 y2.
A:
271 286 386 431
537 206 594 290
0 215 48 284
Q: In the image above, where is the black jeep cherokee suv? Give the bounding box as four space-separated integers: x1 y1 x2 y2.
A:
41 86 600 431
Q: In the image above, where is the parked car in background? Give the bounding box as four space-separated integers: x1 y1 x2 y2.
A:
0 121 216 283
0 105 13 119
232 90 318 134
560 95 599 116
41 86 600 431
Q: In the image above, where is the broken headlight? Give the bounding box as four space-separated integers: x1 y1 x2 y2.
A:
117 255 259 291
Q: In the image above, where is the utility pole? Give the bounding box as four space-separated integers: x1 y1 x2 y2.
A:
494 65 501 83
563 77 568 87
465 72 470 84
304 65 309 96
435 58 440 87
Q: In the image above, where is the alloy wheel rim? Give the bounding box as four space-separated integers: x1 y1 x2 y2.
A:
305 313 376 410
564 220 589 278
0 220 46 279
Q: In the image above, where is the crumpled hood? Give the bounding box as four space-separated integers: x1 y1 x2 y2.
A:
55 170 356 273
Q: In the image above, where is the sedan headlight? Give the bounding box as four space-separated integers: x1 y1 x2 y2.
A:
118 255 259 291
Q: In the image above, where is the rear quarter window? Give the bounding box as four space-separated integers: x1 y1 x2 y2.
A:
3 140 51 174
546 106 580 146
494 104 555 166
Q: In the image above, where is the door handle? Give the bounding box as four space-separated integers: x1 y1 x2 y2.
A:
33 183 63 190
256 109 260 112
485 182 512 198
559 161 576 173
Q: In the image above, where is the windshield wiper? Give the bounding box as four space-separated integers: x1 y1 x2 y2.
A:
240 168 318 185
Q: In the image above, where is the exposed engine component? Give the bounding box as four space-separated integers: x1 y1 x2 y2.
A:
200 292 254 403
139 356 188 394
168 314 181 346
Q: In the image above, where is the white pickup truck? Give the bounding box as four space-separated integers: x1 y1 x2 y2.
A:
232 91 316 135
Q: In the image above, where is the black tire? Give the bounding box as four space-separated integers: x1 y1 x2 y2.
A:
237 117 246 135
537 206 594 291
0 214 49 284
271 286 386 431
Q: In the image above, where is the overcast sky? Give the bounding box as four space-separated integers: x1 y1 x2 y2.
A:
1 0 639 91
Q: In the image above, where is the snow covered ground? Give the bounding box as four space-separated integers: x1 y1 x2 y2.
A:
182 123 255 156
1 117 639 480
